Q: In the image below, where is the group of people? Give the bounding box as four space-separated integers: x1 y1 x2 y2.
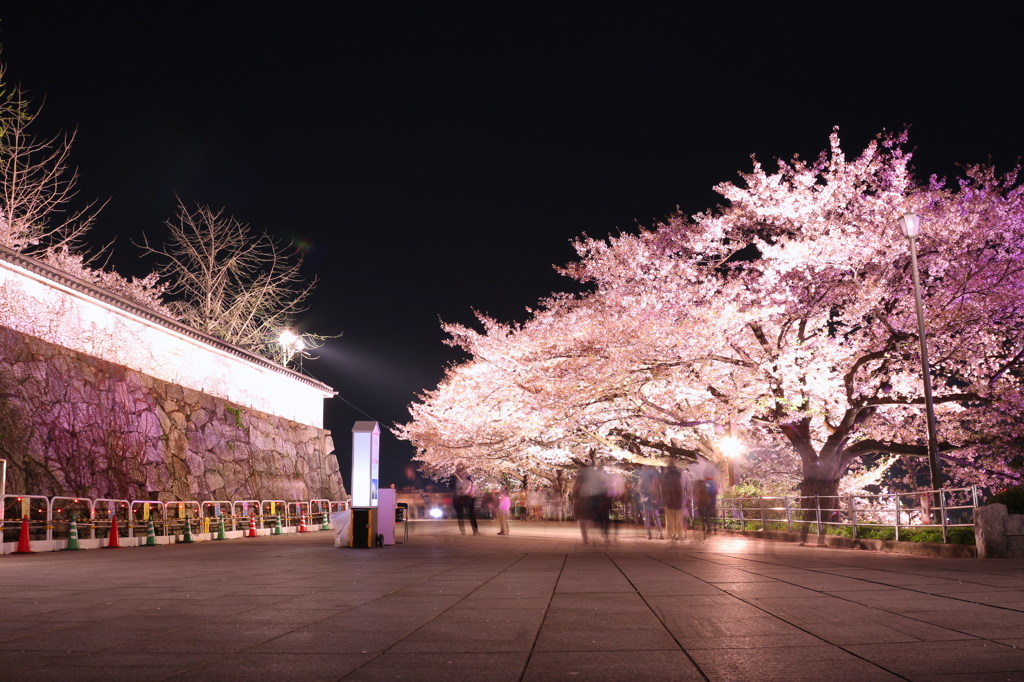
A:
452 471 512 536
450 460 720 542
572 460 719 543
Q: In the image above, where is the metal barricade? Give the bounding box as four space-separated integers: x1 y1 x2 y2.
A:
310 498 331 528
201 500 232 534
287 501 310 528
260 499 286 528
232 500 261 528
94 499 131 541
130 500 167 539
166 500 201 537
2 494 50 544
51 497 96 540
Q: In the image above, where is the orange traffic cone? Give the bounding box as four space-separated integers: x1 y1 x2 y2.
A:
12 515 35 554
104 516 122 549
247 515 258 538
298 513 309 533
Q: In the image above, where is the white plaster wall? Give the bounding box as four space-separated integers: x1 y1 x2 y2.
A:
0 256 333 427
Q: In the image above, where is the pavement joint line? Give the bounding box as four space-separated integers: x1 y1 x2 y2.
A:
640 550 915 681
340 550 539 679
608 551 712 682
702 545 1024 616
516 551 566 682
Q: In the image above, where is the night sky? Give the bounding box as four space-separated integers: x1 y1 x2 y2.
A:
2 6 1022 489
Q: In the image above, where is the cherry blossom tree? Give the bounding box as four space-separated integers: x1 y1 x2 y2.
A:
398 130 1024 498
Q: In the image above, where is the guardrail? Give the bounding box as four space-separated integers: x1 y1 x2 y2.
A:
712 486 979 543
1 494 350 553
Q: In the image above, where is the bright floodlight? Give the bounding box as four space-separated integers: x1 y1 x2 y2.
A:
429 508 443 519
720 436 743 459
898 213 921 238
279 329 297 346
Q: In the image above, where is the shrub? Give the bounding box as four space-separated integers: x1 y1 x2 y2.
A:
985 485 1024 515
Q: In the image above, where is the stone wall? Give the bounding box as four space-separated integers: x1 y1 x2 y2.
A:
0 326 346 502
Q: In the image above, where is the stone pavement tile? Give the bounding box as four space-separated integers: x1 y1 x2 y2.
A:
523 650 703 681
212 606 340 624
429 606 546 626
193 594 298 608
922 673 1024 681
388 619 541 653
751 596 877 624
16 664 182 681
0 650 49 675
392 582 484 596
0 620 77 643
533 626 677 652
321 614 438 633
340 596 465 617
660 614 810 642
801 616 973 645
456 596 551 610
125 600 260 619
845 640 1024 677
0 625 133 652
679 632 822 649
120 622 300 653
714 581 823 598
259 626 413 654
162 652 374 682
342 652 528 681
906 607 1024 632
646 594 768 620
549 591 652 612
688 644 901 681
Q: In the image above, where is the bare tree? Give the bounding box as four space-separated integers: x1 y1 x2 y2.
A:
139 200 317 361
0 62 96 253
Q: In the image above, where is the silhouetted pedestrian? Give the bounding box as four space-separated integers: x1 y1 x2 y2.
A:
639 465 663 540
452 471 478 535
497 486 511 535
662 460 684 542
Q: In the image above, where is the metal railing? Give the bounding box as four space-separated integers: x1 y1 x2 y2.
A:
712 486 979 543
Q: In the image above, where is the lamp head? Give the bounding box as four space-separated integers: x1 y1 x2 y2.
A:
898 213 921 238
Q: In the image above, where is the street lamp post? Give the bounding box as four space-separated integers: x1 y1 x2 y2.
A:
898 213 943 498
719 419 741 487
278 329 306 368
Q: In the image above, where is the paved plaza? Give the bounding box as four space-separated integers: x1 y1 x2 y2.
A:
2 520 1024 681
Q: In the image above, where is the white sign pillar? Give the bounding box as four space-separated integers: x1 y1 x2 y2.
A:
351 421 380 507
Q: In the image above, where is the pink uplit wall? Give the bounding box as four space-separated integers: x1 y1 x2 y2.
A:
0 251 333 427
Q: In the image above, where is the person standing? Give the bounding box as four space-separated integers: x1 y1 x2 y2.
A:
639 465 664 540
496 487 511 535
452 470 479 535
662 460 684 542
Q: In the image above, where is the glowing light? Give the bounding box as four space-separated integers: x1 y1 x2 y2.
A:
720 436 743 459
429 508 443 519
898 213 921 238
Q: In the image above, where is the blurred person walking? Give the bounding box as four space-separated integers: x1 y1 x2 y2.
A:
453 470 479 535
639 465 664 540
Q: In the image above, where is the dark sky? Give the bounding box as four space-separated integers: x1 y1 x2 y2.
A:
2 6 1022 489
